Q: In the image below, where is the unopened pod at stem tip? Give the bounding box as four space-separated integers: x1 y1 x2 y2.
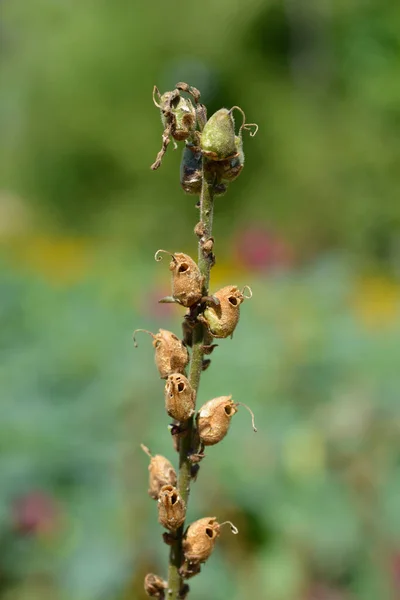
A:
183 517 238 564
200 105 258 162
199 285 252 338
155 249 204 308
141 444 177 500
196 395 257 446
133 328 189 379
153 86 196 142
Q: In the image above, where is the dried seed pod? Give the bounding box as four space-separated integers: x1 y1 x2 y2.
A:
200 108 237 161
141 444 177 499
164 374 196 422
155 250 204 308
158 485 186 531
133 328 189 379
155 87 197 142
144 573 167 598
183 517 238 563
196 396 257 446
201 285 252 338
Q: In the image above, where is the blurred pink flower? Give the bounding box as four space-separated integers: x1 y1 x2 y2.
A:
233 224 294 272
12 491 59 536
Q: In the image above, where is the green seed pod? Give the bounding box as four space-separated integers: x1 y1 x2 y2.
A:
183 517 238 564
158 485 186 531
200 108 237 161
196 396 257 446
155 250 204 307
201 285 252 338
133 328 189 378
180 145 202 195
164 373 196 422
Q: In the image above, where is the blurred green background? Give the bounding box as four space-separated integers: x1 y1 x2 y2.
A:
1 1 400 599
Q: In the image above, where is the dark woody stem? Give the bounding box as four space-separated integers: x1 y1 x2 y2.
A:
167 169 215 598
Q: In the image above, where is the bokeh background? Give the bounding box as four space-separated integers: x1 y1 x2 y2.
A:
1 1 400 599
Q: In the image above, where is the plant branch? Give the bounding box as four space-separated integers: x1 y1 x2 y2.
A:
167 170 215 599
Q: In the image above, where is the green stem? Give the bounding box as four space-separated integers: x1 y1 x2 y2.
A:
167 171 215 599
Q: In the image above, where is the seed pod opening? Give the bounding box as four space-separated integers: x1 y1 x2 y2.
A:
164 374 196 422
158 485 186 531
183 517 238 564
144 573 167 598
141 444 177 500
201 285 252 338
155 250 204 308
200 108 237 161
133 328 189 379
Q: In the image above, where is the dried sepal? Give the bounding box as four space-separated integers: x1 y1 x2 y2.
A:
141 444 177 499
155 250 204 308
182 517 238 564
164 373 196 422
133 328 189 379
200 285 252 338
144 573 167 598
157 485 186 531
196 396 257 446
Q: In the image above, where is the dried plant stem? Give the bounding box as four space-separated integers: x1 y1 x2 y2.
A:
167 173 215 599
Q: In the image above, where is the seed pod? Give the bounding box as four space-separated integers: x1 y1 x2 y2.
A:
180 145 202 195
201 285 252 338
133 328 189 379
156 88 196 142
144 573 167 598
164 374 196 422
196 396 257 446
158 485 186 531
183 517 238 563
200 108 237 161
155 250 204 308
141 444 177 500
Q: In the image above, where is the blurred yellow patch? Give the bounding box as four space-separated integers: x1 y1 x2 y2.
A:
283 427 326 479
352 275 400 329
8 235 93 285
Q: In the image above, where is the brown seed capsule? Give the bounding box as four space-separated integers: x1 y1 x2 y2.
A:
183 517 238 563
164 374 196 422
144 573 167 598
158 485 186 531
201 285 252 338
155 250 204 307
141 444 177 500
196 396 257 446
133 328 189 379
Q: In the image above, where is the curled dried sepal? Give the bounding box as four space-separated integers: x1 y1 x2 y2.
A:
141 444 177 499
151 85 197 170
182 517 238 564
200 108 237 161
155 250 204 308
164 373 196 422
133 328 189 379
196 396 257 446
200 285 252 338
158 485 186 531
144 573 167 598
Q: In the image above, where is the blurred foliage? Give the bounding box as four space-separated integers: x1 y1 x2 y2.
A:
1 0 400 599
1 0 400 262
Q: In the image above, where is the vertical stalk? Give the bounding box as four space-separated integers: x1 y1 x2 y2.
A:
167 172 215 598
